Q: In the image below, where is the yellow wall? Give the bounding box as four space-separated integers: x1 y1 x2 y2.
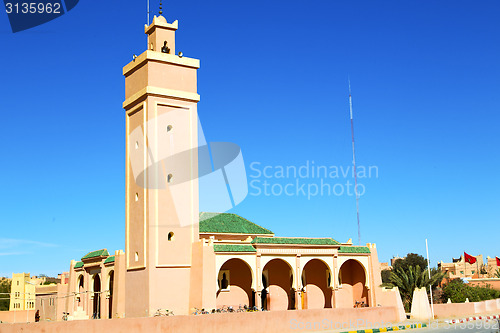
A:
9 273 36 311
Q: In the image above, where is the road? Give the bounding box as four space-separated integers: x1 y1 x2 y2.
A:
316 319 499 333
427 320 499 333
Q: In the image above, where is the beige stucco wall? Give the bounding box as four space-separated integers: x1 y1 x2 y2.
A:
0 307 400 333
433 298 500 318
0 309 35 324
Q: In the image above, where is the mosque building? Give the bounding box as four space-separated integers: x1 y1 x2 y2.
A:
34 13 399 320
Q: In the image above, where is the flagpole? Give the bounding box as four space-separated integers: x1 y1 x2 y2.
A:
147 0 150 25
348 78 361 245
426 239 435 319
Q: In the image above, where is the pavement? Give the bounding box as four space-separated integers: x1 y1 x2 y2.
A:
318 315 499 333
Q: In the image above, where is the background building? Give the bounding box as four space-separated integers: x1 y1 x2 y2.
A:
438 255 484 279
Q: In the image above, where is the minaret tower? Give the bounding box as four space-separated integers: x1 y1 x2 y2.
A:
122 13 200 317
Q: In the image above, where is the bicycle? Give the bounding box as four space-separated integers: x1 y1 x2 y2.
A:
154 309 174 316
192 308 209 315
62 312 69 321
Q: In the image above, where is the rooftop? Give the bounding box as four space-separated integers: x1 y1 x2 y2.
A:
81 249 109 260
213 244 256 253
104 255 115 264
338 246 371 254
251 237 339 246
199 213 273 235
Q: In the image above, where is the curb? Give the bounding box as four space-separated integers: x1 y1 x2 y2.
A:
445 314 499 324
341 323 428 333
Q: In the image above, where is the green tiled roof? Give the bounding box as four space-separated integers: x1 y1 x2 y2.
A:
338 246 371 254
251 237 339 245
104 255 115 264
74 261 84 269
82 249 109 260
199 212 273 235
213 244 257 252
214 244 257 252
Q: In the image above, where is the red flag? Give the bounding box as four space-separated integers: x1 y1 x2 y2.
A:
464 252 477 264
496 256 500 267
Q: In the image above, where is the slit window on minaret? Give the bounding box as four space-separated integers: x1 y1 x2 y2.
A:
135 193 139 202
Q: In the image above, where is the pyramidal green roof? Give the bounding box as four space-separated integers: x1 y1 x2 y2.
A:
82 249 109 260
251 237 339 245
74 261 84 269
199 213 273 235
338 246 371 254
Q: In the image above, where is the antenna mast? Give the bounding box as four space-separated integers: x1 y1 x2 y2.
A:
147 0 150 25
348 78 361 245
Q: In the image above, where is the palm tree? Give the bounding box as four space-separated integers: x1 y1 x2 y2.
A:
389 265 445 312
495 269 500 278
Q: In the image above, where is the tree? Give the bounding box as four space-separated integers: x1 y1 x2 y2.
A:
389 265 445 312
0 279 11 311
495 269 500 278
381 269 392 284
393 253 427 272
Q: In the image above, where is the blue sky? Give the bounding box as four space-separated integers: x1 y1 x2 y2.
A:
0 0 499 277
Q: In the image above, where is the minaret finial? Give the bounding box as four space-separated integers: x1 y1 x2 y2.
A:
159 0 163 15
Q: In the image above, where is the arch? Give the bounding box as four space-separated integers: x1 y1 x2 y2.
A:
262 258 295 311
337 256 370 288
108 271 114 319
216 258 253 308
300 257 335 285
92 274 101 319
302 259 333 309
215 255 257 290
76 274 84 304
76 274 84 292
259 256 297 289
338 259 368 308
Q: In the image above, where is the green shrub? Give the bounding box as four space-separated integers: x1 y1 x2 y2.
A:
442 278 500 303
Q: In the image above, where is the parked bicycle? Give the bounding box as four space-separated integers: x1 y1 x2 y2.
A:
192 308 209 315
154 309 174 316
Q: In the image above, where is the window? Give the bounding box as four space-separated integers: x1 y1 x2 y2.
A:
135 141 139 149
135 193 139 201
460 271 464 274
167 125 173 132
135 252 139 262
472 270 475 274
167 174 173 183
168 232 174 241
